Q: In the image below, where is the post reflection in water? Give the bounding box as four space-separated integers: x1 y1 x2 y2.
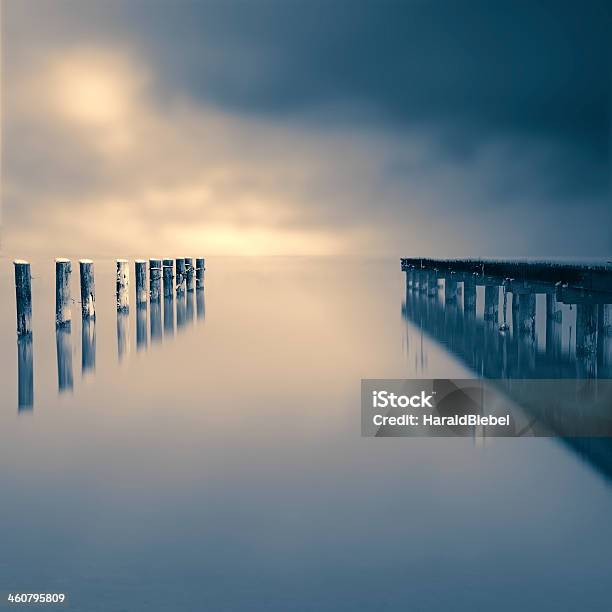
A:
150 298 162 343
117 311 130 361
136 303 148 351
56 325 73 392
17 335 34 410
81 318 96 374
196 289 205 320
176 290 187 330
186 290 195 326
164 294 175 337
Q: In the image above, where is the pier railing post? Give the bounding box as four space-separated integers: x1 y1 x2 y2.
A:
463 274 476 316
427 270 438 297
55 258 72 327
444 273 457 304
14 260 32 336
518 292 536 337
484 285 499 322
116 259 130 312
79 259 96 319
546 293 562 358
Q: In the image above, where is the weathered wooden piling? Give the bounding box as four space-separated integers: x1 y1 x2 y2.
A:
176 258 186 294
79 260 96 319
14 260 32 336
405 268 412 291
427 270 438 297
56 326 73 392
185 257 195 291
415 269 423 292
444 274 457 304
135 260 148 305
463 275 476 316
149 258 162 301
136 303 148 351
81 318 96 374
116 310 130 360
116 259 130 312
196 258 205 290
546 293 562 358
163 258 174 297
163 294 175 336
17 335 33 410
55 258 72 327
484 285 499 322
517 293 536 337
599 304 612 377
196 288 205 320
576 304 598 356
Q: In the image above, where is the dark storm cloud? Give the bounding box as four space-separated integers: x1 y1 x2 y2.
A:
110 0 611 159
2 0 610 256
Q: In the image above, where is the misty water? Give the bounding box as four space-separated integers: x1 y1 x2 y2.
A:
1 257 611 611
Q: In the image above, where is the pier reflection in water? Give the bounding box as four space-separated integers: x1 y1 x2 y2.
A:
402 268 612 479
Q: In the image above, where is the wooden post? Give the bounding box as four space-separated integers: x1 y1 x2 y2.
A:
55 258 72 327
163 258 174 297
116 259 130 311
185 257 195 291
576 303 598 356
511 291 520 332
17 335 34 410
135 260 147 305
163 293 175 336
79 259 96 319
546 293 562 358
81 318 96 374
518 293 536 337
14 260 32 336
484 285 499 322
427 270 438 297
176 258 186 294
196 258 205 290
196 289 205 320
56 326 73 391
136 303 148 351
463 275 476 316
116 310 130 360
599 303 612 377
149 258 162 302
444 274 457 304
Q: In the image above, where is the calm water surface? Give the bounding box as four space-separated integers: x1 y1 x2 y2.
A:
0 257 611 611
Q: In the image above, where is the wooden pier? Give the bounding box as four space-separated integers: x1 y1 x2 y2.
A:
401 257 612 378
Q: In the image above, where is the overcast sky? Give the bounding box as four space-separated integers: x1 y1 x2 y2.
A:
2 0 610 257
